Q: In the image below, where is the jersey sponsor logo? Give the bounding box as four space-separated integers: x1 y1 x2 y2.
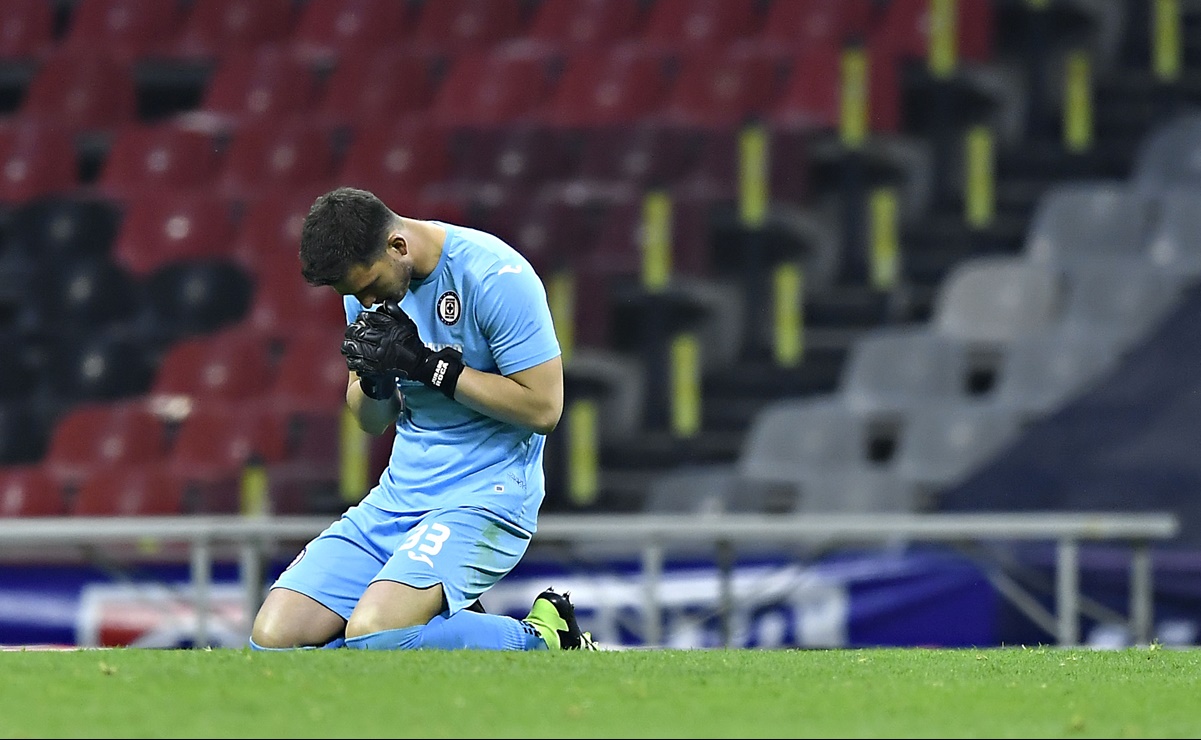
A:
437 291 461 326
497 264 523 275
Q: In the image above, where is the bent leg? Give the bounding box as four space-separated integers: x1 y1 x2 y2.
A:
251 587 346 649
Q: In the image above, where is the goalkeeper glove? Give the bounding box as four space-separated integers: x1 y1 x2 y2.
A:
342 300 464 399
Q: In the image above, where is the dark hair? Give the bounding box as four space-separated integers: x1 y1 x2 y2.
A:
299 187 394 286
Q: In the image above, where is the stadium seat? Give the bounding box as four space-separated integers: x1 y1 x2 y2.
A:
172 0 297 62
523 0 644 53
737 396 878 486
893 403 1024 498
178 46 323 134
770 40 903 135
71 463 185 516
0 121 79 204
1147 186 1201 283
757 0 873 53
1024 181 1154 270
4 194 122 260
34 255 144 333
535 44 674 128
987 329 1121 420
840 327 974 418
111 192 240 276
314 47 442 131
444 125 579 199
149 326 277 406
290 0 413 65
428 45 557 128
93 122 223 203
931 255 1064 347
1130 113 1201 196
638 0 763 53
230 189 323 279
873 0 995 67
644 463 738 514
0 329 39 403
792 468 920 514
19 50 139 136
167 403 290 513
655 44 787 129
212 119 338 203
269 328 351 419
0 465 68 517
39 328 158 407
141 259 254 340
244 255 347 341
1059 261 1185 351
43 400 170 490
0 0 56 62
572 121 734 191
337 119 454 199
59 0 185 61
409 0 528 55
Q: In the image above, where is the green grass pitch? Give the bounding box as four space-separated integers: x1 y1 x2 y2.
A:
1 646 1198 738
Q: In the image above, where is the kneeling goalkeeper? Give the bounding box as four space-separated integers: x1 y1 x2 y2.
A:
250 187 593 651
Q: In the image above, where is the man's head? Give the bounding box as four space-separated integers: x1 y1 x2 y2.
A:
300 186 414 306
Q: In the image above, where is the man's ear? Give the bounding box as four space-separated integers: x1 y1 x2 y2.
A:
388 233 408 255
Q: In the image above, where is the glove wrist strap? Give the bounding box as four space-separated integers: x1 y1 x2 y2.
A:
359 375 396 401
424 352 464 399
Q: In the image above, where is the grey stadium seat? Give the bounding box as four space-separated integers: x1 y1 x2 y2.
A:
839 327 973 418
987 329 1121 419
736 396 877 486
1130 110 1201 196
1059 260 1185 351
932 254 1064 346
892 402 1024 501
1146 186 1201 284
1024 181 1154 270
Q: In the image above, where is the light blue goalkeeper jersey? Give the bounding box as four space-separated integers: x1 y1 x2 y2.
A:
343 222 560 533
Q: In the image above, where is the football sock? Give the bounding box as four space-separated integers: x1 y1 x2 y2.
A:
344 610 546 651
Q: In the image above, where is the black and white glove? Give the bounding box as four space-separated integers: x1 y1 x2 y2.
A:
342 300 464 399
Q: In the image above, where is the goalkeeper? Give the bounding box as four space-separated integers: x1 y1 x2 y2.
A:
250 186 593 651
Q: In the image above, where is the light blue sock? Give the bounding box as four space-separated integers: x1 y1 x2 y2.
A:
249 636 345 651
345 611 546 651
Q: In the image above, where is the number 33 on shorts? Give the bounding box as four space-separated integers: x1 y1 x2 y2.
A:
399 523 452 566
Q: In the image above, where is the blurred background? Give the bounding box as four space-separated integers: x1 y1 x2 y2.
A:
2 0 1201 650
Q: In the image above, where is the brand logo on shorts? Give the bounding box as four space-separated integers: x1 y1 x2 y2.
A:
437 291 461 326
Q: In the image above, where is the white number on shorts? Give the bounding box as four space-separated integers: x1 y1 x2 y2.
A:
399 523 452 567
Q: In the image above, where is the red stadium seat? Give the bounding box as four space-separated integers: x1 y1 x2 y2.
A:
0 121 78 204
535 44 674 128
874 0 995 66
758 0 874 53
167 403 290 513
111 192 240 276
93 122 223 203
409 0 528 55
245 256 348 341
0 0 56 62
214 119 338 203
0 466 67 517
19 50 138 136
291 0 413 65
150 327 278 405
172 0 297 62
523 0 644 53
338 119 454 198
639 0 763 53
71 463 185 516
60 0 184 60
43 401 170 490
429 44 557 128
230 189 322 278
769 41 903 135
179 46 324 135
656 44 788 129
270 328 349 419
314 47 442 131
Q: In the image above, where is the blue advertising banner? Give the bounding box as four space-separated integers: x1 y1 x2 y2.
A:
0 547 997 649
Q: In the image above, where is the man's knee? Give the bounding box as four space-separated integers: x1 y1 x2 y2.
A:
251 588 345 649
345 581 443 639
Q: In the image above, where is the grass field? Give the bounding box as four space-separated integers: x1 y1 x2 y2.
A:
1 645 1197 738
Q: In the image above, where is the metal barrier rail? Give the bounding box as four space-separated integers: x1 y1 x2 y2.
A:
0 512 1180 647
